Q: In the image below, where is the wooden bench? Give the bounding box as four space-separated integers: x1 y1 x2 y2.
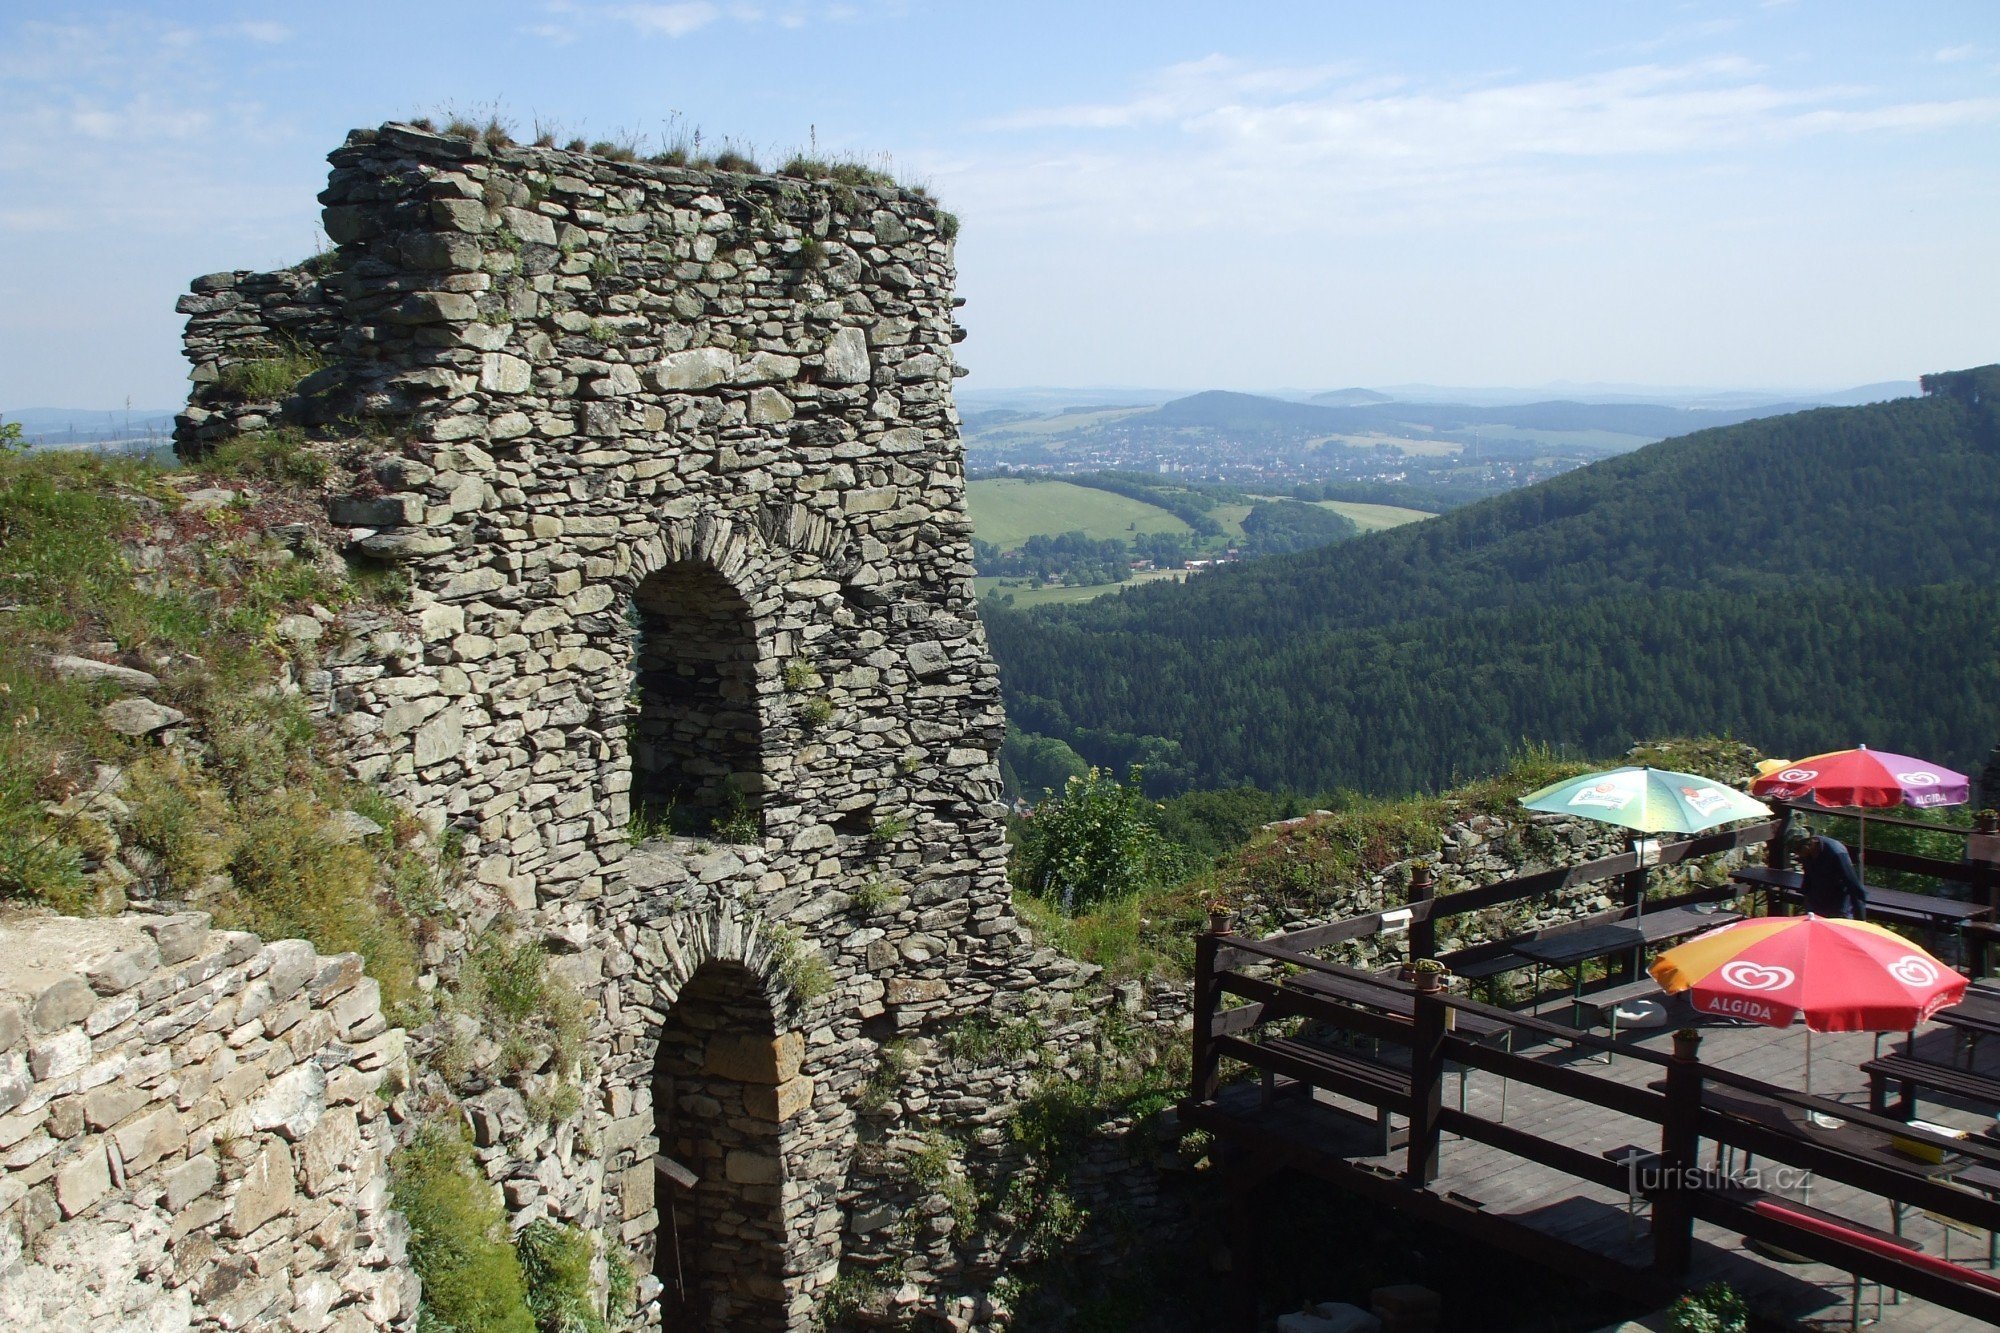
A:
1696 1176 1923 1327
1863 1052 2000 1120
1572 978 1669 1057
1259 1035 1411 1154
1439 944 1526 1001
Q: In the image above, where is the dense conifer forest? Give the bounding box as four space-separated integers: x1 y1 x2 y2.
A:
987 366 2000 795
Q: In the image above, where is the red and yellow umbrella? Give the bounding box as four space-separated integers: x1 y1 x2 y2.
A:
1651 915 1966 1033
1652 915 1966 1109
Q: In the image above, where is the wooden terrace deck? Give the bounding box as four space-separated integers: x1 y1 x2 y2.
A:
1195 1007 2000 1329
1185 818 2000 1331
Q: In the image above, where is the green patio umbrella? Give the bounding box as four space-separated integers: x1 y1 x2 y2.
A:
1520 767 1772 933
1520 766 1772 835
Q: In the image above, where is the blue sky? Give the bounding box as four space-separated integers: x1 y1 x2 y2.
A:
2 1 1996 410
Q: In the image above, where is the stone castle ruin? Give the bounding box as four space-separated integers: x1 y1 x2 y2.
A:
164 123 1111 1329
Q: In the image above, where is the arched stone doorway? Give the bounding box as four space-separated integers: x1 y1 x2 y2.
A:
653 960 803 1331
630 561 765 839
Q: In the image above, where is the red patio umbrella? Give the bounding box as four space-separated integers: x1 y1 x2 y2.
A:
1751 746 1970 868
1651 915 1967 1121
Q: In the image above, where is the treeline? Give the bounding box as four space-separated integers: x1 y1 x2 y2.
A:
973 532 1131 584
1060 471 1229 536
986 367 2000 795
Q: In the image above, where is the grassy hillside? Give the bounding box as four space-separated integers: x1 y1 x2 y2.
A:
987 366 2000 795
967 477 1194 547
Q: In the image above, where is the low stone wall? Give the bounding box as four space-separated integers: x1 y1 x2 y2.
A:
0 912 415 1332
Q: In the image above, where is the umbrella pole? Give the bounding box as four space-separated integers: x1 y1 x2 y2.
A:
1805 1028 1841 1135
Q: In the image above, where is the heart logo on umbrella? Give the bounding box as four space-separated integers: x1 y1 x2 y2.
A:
1720 961 1795 992
1776 768 1817 783
1889 955 1941 987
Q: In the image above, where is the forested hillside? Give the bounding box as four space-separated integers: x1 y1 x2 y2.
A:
987 366 2000 795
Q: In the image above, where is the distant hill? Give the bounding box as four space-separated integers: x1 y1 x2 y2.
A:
1132 389 1813 441
985 365 2000 795
1310 387 1397 406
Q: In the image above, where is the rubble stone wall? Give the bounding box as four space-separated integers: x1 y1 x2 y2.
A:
0 912 413 1332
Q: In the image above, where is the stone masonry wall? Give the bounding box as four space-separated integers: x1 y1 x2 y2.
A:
0 912 413 1332
178 123 1109 1331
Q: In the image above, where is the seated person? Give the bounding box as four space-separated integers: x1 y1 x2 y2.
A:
1789 828 1868 919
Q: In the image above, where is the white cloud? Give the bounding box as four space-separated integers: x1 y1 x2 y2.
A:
946 55 2000 240
1934 45 1979 63
613 3 721 37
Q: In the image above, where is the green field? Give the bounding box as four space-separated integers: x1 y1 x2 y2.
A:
976 569 1187 607
968 406 1149 439
967 478 1194 548
1318 500 1434 532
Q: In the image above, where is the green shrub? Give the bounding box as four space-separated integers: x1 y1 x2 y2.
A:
768 923 834 1002
216 790 420 1012
1013 768 1181 913
516 1219 606 1333
461 928 589 1087
847 877 899 915
391 1121 536 1333
1669 1282 1748 1333
901 1131 979 1238
798 695 834 732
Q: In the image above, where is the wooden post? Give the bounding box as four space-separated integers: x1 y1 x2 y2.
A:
1408 862 1437 966
1191 915 1227 1104
1653 1027 1703 1279
1406 965 1447 1186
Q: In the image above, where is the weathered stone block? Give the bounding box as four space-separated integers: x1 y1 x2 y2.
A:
53 1141 110 1217
652 347 733 390
31 977 93 1032
724 1149 780 1184
702 1031 802 1085
744 1074 813 1123
822 327 871 383
227 1141 295 1237
165 1152 220 1210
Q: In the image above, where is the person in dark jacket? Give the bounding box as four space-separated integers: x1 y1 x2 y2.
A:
1789 829 1868 919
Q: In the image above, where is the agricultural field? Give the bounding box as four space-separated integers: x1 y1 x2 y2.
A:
966 478 1194 548
976 568 1187 608
1317 500 1434 532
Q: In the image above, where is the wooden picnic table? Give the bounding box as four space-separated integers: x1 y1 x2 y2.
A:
1932 988 2000 1067
1729 865 1992 931
1512 904 1741 1011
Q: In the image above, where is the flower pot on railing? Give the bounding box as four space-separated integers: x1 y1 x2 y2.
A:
1411 958 1447 994
1673 1027 1702 1063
